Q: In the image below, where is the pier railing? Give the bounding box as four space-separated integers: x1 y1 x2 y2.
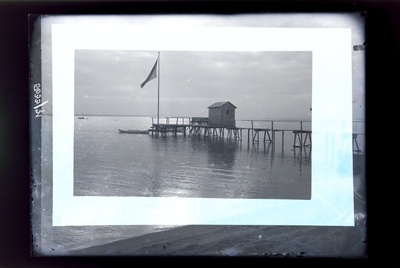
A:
150 117 313 148
151 116 192 125
149 117 364 153
236 119 311 133
236 119 312 148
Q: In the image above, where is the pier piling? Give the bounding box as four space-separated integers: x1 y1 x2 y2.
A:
150 117 314 150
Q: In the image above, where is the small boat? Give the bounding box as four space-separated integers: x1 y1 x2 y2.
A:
78 110 85 119
118 129 149 134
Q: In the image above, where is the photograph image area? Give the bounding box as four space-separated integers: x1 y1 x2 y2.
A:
73 50 312 200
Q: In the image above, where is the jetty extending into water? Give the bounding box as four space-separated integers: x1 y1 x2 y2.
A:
148 117 315 150
147 117 364 154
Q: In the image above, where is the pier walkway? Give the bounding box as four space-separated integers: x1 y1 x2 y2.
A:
149 117 314 150
147 117 365 154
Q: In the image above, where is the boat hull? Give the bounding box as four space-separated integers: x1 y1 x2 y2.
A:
118 129 149 134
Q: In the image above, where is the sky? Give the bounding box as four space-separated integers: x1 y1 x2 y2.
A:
41 13 365 120
74 50 312 119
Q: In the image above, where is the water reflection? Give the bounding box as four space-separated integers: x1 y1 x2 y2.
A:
249 141 272 154
293 146 312 177
185 134 312 199
206 137 237 171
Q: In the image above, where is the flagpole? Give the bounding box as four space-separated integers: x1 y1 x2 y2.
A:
157 51 160 125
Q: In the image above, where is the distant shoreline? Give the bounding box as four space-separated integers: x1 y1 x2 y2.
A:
41 114 365 124
55 114 316 122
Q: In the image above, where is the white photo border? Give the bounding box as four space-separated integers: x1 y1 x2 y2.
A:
50 22 354 226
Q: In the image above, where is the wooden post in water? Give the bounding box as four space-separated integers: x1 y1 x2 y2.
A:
271 121 275 149
300 121 303 149
251 120 254 140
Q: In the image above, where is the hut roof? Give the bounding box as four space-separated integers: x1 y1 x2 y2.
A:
208 101 237 109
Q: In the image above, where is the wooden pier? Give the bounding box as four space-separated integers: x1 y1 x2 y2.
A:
353 133 363 154
293 130 312 148
149 117 314 149
150 123 245 141
145 117 366 154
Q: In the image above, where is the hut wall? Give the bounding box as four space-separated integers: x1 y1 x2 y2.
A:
208 108 221 127
208 103 236 127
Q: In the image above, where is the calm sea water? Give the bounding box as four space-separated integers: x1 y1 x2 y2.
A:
74 116 312 199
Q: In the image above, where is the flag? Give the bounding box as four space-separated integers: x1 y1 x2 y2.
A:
140 59 158 88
